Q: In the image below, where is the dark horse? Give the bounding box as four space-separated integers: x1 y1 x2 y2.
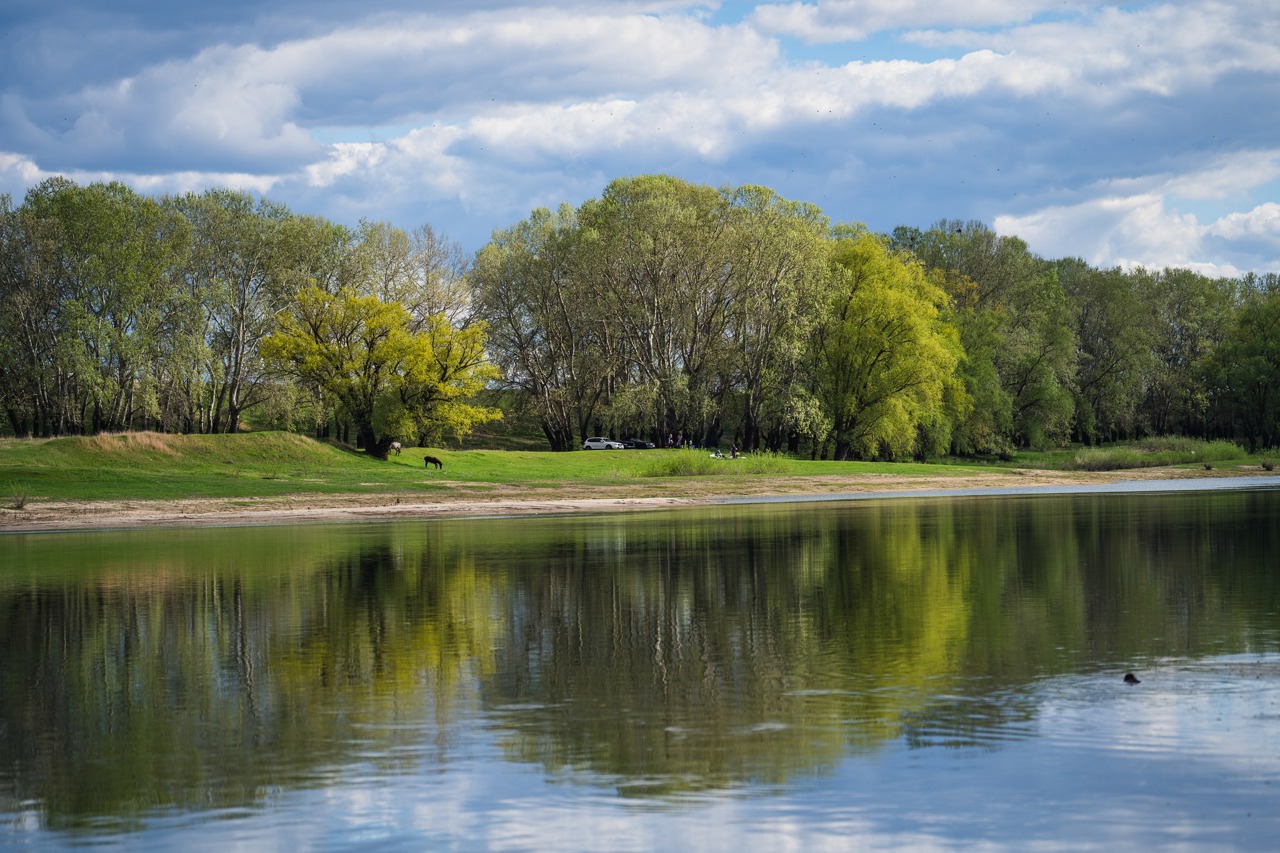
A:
424 455 443 469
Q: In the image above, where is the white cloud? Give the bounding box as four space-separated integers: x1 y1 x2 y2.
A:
1208 202 1280 241
0 152 46 188
994 151 1280 275
1 1 1277 273
750 0 1098 43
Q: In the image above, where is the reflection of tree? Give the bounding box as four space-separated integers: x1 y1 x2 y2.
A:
1 489 1277 822
0 525 504 826
478 492 1280 791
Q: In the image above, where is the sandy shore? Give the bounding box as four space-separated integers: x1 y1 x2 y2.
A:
3 465 1275 533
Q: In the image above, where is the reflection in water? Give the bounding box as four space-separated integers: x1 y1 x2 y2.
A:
1 487 1279 847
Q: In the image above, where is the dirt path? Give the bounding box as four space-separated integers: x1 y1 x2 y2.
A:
4 465 1272 533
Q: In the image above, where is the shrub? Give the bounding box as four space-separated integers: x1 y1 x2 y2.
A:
1070 438 1247 472
640 449 793 478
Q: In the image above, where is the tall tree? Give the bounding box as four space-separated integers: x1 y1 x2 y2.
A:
261 287 500 457
1204 282 1280 450
176 189 295 434
18 179 190 434
909 222 1074 451
1058 261 1157 442
470 205 611 450
578 175 738 443
1141 268 1237 437
811 228 962 461
721 185 830 451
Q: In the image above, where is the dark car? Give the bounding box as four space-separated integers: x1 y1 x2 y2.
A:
624 438 656 449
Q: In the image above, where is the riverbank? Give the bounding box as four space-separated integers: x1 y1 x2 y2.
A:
3 465 1274 533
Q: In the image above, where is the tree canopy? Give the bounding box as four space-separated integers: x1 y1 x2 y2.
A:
3 174 1279 457
261 287 499 458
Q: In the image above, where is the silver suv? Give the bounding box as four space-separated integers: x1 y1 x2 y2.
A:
582 436 625 450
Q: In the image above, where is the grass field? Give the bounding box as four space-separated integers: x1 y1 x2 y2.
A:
0 431 1270 509
0 431 989 505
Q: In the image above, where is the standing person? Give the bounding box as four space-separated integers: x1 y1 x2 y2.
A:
730 443 739 459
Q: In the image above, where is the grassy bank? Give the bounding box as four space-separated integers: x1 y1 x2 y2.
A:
0 431 985 506
0 432 1271 509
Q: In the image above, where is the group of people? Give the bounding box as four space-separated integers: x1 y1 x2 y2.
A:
665 432 739 458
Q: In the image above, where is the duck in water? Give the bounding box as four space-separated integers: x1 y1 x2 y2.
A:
1123 673 1141 684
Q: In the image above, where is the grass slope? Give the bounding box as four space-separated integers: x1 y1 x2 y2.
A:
1 432 990 504
0 432 1268 507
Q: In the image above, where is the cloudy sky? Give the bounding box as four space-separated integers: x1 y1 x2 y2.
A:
2 0 1278 275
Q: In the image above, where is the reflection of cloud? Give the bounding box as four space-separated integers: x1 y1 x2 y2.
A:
115 658 1280 851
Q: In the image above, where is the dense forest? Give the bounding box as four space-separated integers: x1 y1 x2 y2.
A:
2 175 1278 458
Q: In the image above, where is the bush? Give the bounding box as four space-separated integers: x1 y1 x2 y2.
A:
8 482 29 510
640 449 793 478
1070 438 1247 472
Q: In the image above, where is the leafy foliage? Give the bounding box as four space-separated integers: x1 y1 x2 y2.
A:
261 287 500 457
810 229 962 460
4 175 1280 456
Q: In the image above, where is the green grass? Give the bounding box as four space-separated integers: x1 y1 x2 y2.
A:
640 449 794 477
0 431 996 504
1067 437 1248 472
1 431 1268 506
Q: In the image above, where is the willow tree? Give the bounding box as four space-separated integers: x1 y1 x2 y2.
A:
811 228 963 461
722 185 830 451
261 287 500 458
906 222 1074 452
578 175 739 443
17 178 190 434
174 188 302 434
469 205 612 451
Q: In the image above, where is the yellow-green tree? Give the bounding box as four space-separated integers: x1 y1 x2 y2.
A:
811 227 964 460
261 286 499 457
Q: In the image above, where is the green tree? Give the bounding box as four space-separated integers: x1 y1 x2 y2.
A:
810 228 963 460
470 205 613 451
17 179 190 434
907 222 1075 452
578 175 739 443
1141 268 1237 437
721 185 830 451
261 287 500 457
1205 283 1280 450
175 189 296 434
1058 261 1157 443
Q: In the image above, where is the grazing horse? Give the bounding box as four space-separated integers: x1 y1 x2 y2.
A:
424 455 443 470
391 441 402 455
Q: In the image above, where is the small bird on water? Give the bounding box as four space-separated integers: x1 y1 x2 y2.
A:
1124 673 1141 684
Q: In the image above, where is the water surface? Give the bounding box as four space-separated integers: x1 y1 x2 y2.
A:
2 487 1279 849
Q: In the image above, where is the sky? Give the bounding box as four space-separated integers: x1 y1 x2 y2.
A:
2 0 1278 276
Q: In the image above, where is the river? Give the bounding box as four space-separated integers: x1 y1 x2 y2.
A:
2 485 1279 850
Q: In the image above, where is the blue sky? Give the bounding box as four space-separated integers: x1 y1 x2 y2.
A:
2 0 1278 276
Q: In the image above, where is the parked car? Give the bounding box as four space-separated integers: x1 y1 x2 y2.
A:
582 436 625 450
624 438 656 449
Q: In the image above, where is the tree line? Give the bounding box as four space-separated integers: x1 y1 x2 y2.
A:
2 174 1278 457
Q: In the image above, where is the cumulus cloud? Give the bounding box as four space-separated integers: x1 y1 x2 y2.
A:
995 151 1280 276
749 0 1100 43
0 0 1276 272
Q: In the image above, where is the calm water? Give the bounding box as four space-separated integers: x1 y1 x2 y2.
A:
2 486 1279 850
